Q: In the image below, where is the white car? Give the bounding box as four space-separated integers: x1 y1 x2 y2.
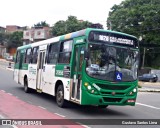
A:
6 56 13 61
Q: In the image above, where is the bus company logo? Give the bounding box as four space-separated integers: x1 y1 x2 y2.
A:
56 70 63 76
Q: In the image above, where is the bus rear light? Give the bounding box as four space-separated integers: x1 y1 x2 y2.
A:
127 99 135 103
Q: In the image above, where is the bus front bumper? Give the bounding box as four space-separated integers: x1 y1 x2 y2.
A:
81 90 137 106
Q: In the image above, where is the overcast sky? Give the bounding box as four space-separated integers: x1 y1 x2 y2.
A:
1 0 123 28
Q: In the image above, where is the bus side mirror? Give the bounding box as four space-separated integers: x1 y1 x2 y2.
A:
84 49 89 60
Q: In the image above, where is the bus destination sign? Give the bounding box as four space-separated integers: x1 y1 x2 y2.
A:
98 35 134 45
88 31 138 47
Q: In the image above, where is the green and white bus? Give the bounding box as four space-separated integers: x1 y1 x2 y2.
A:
14 28 139 108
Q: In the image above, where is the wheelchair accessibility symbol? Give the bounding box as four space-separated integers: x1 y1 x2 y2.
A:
116 72 122 81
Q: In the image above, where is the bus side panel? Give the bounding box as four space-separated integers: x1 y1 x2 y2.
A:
28 64 37 90
53 77 71 101
42 64 55 95
19 70 26 86
42 63 71 101
14 68 19 84
54 65 71 101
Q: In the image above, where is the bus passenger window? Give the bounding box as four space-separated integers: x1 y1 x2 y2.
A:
15 51 20 63
58 40 73 64
32 47 39 64
47 43 59 64
25 48 32 63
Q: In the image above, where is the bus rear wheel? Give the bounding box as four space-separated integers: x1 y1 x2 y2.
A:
24 77 30 93
56 85 66 108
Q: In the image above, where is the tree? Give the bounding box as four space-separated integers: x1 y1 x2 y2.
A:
107 0 160 68
52 20 66 36
52 16 92 36
34 21 49 27
0 33 6 45
7 31 23 49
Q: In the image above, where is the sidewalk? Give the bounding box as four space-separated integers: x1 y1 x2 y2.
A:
0 58 14 64
0 90 85 128
138 81 160 92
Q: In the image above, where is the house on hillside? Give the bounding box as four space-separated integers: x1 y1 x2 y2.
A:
6 25 27 33
23 26 52 45
0 45 6 59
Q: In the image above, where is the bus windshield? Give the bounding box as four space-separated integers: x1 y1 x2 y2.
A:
86 43 139 82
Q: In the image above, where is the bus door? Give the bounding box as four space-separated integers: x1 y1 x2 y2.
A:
14 50 23 84
71 44 85 102
37 50 46 91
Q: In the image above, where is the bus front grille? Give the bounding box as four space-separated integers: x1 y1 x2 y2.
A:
101 92 125 96
103 97 122 103
97 84 129 91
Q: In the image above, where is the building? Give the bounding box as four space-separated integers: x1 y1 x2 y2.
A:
6 25 27 33
0 27 6 33
23 26 52 45
90 23 103 29
0 45 7 59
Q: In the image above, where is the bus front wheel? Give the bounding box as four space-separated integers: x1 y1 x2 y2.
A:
24 77 30 93
56 85 66 108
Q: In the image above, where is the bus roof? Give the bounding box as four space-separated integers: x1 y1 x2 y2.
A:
17 28 137 50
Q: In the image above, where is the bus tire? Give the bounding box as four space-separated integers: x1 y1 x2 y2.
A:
98 105 108 109
56 84 66 108
24 77 30 93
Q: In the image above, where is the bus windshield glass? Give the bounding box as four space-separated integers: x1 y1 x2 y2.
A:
86 43 139 82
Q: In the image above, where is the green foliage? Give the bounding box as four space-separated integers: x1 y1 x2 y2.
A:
52 20 66 36
8 31 23 48
0 33 5 45
34 21 49 27
107 0 160 68
52 16 92 36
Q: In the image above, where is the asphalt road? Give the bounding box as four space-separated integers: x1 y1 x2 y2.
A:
0 67 160 128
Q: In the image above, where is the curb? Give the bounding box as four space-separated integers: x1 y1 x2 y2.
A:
138 82 160 86
0 59 14 64
138 89 160 92
6 67 14 71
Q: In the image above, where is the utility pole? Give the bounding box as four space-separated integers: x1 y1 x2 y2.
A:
142 47 146 68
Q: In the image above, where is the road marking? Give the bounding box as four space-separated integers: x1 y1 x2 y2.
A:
136 102 160 110
7 93 13 96
1 90 5 92
26 101 32 104
54 113 65 117
38 106 46 110
76 122 91 128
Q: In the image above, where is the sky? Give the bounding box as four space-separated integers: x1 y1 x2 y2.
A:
1 0 124 28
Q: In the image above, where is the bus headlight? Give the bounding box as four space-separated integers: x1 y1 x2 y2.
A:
128 88 137 95
133 88 137 93
84 82 99 94
87 86 91 90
